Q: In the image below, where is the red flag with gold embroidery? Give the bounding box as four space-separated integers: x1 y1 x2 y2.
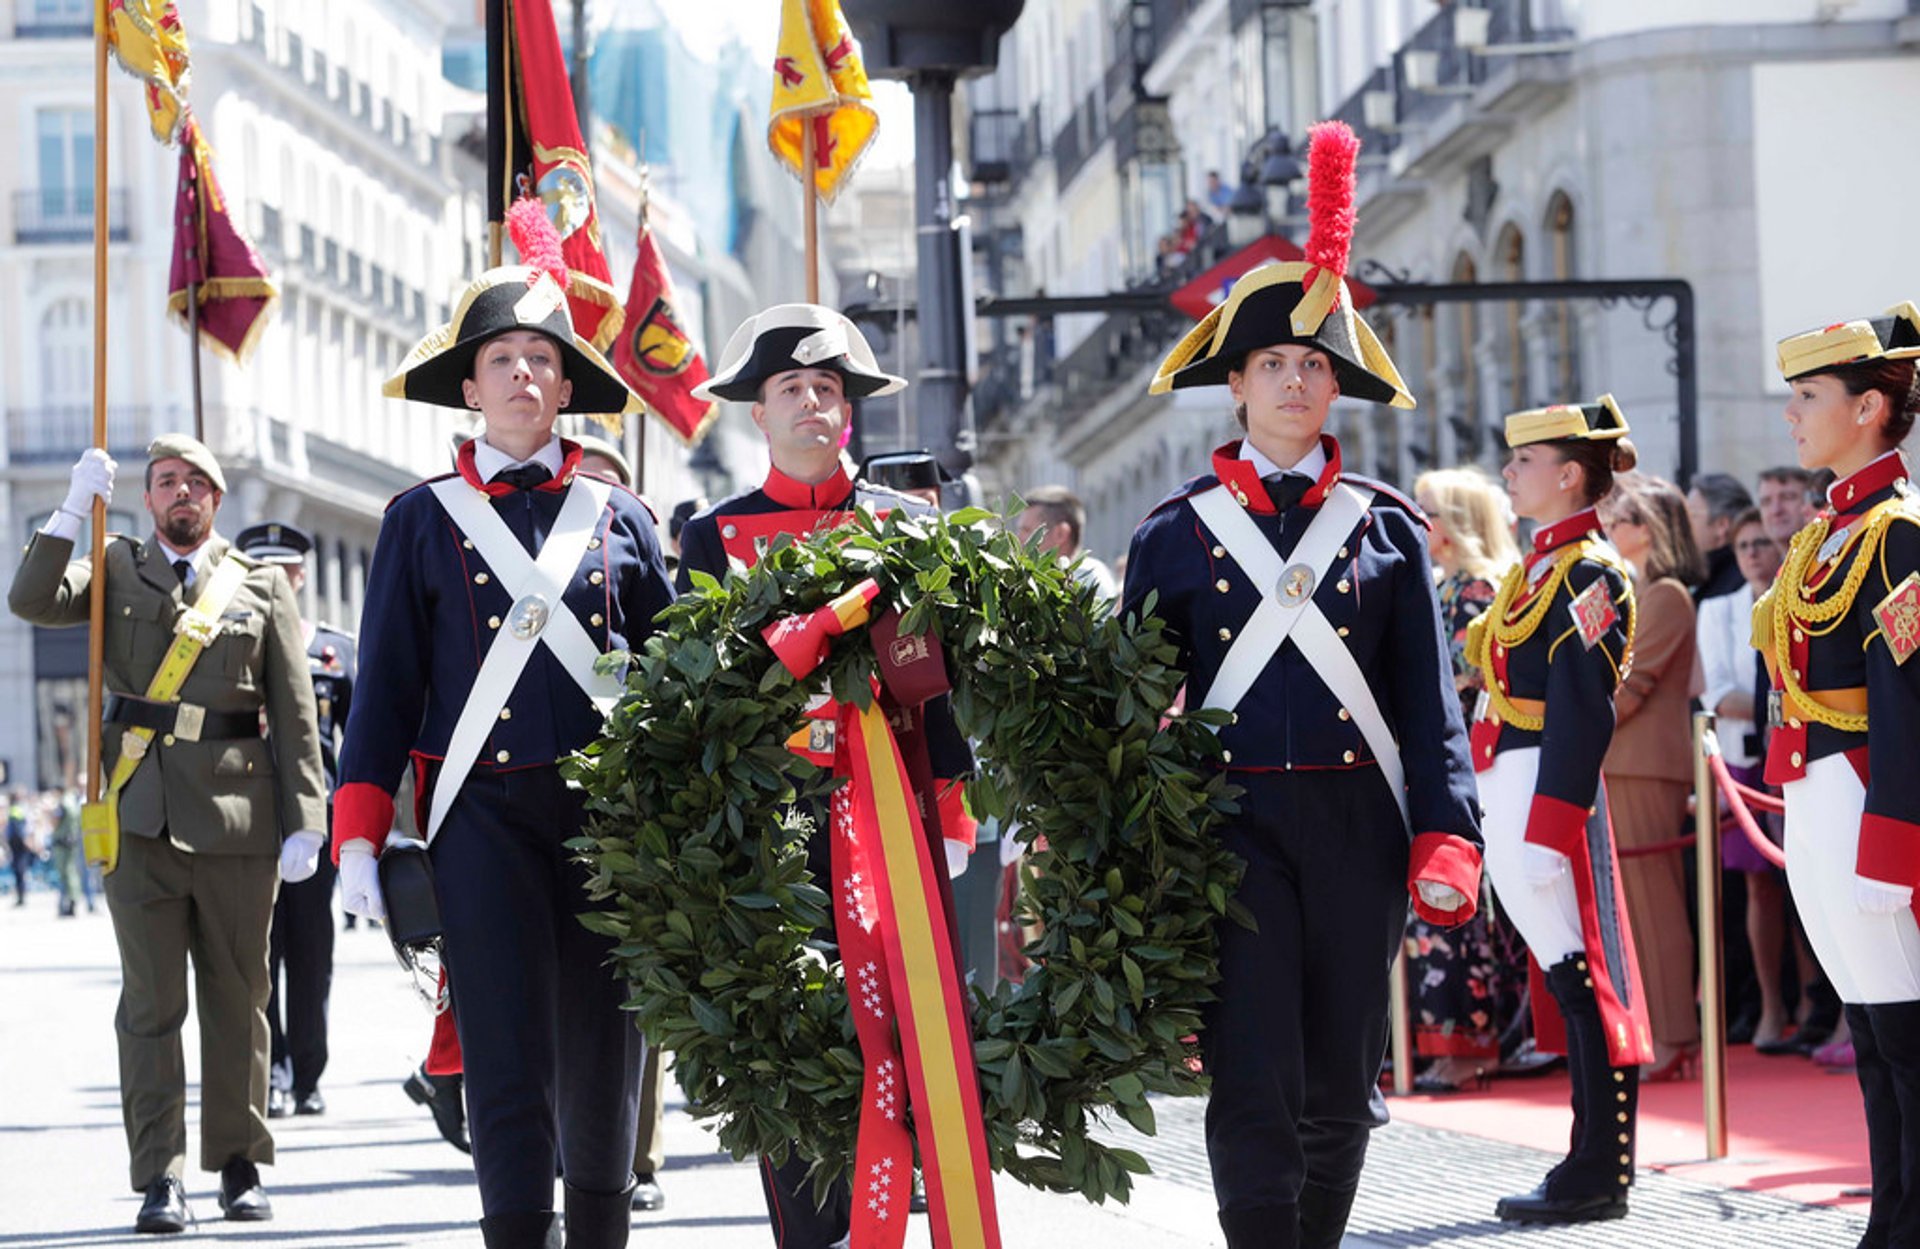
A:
768 0 878 204
501 0 622 352
611 216 717 444
167 113 278 363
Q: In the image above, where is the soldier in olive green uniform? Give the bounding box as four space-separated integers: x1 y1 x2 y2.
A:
8 435 327 1235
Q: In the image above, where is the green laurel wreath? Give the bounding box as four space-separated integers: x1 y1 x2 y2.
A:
564 506 1245 1204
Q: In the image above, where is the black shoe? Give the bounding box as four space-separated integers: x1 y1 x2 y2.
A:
216 1157 272 1221
1495 1182 1627 1223
631 1172 665 1211
404 1064 470 1154
134 1175 187 1234
294 1089 326 1116
267 1086 291 1119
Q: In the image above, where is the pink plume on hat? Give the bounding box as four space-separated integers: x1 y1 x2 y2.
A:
1303 121 1359 281
506 196 569 292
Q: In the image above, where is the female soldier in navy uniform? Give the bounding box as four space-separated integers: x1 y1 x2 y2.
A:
331 210 673 1249
1762 303 1920 1247
1470 396 1653 1224
1122 122 1483 1249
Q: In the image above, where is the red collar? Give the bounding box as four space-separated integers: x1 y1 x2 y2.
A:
1531 507 1603 555
1208 435 1344 514
763 461 853 510
455 438 582 498
1828 451 1909 516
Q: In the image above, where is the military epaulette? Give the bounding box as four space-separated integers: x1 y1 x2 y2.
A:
1340 472 1429 527
1139 473 1222 524
385 471 461 513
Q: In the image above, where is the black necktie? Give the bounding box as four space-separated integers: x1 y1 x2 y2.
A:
496 464 553 492
1263 472 1312 512
172 559 191 585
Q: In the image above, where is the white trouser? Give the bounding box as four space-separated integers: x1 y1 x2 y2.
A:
1784 753 1920 1005
1479 746 1586 966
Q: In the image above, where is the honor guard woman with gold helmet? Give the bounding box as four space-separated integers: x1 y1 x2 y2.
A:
331 202 674 1249
1470 396 1653 1224
1760 302 1920 1247
1121 122 1483 1249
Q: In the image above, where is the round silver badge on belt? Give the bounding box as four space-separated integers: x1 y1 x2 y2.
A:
508 593 551 640
1277 563 1316 607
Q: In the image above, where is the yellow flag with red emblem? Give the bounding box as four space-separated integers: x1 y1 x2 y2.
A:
768 0 878 204
105 0 192 145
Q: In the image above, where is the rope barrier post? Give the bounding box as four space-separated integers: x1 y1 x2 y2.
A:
1695 711 1729 1159
1389 941 1413 1096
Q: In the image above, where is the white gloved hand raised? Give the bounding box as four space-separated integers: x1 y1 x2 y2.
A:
945 839 970 880
338 840 386 923
1854 875 1913 915
278 830 326 883
62 447 115 517
1522 843 1571 887
1415 880 1468 914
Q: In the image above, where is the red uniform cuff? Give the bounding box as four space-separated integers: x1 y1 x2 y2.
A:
1858 812 1920 890
331 782 395 863
1524 793 1588 859
1408 831 1481 926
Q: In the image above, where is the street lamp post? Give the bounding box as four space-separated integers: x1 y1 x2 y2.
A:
843 2 1025 479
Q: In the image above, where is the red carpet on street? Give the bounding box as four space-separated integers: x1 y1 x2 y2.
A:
1390 1042 1871 1212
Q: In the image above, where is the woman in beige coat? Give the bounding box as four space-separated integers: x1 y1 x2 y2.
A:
1598 472 1707 1079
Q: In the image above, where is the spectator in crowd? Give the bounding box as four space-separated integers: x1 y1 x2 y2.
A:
1206 169 1233 213
1686 471 1754 601
1757 466 1815 548
1015 485 1117 600
1599 473 1707 1081
6 789 32 906
48 788 89 917
1404 467 1528 1092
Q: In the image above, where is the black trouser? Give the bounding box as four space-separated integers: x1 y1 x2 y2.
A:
1203 770 1409 1249
433 766 643 1217
1850 1002 1920 1248
267 854 336 1096
760 816 853 1248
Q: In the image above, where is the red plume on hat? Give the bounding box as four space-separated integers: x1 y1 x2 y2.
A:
506 196 570 292
1288 121 1360 335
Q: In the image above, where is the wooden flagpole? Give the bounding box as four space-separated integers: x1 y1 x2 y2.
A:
802 120 819 303
85 0 109 811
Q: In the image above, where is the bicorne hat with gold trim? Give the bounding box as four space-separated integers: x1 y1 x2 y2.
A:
1149 122 1414 409
1504 394 1630 448
1777 302 1920 382
693 303 906 403
383 200 642 419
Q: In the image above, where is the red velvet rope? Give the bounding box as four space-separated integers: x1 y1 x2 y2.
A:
1706 752 1789 870
1618 833 1696 858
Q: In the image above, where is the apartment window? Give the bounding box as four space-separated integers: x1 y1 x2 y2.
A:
30 0 89 28
369 264 386 305
299 224 317 266
287 31 305 76
39 298 90 406
1496 224 1527 410
36 108 94 218
346 250 363 290
323 238 339 278
1546 191 1580 399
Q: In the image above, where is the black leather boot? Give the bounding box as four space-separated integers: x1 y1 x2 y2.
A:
564 1175 637 1249
479 1211 561 1249
1219 1203 1297 1249
1857 1001 1920 1247
1496 955 1633 1224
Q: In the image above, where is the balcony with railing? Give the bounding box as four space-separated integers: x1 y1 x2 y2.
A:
13 190 130 245
1052 89 1106 188
14 3 90 37
8 407 161 463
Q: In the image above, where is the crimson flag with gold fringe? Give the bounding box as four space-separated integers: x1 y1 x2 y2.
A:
167 112 277 364
611 217 716 444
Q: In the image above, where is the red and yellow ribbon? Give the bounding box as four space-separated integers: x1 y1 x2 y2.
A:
763 582 1001 1249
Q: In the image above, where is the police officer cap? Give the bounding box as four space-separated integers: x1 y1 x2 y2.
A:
235 521 313 564
147 433 227 493
860 449 956 494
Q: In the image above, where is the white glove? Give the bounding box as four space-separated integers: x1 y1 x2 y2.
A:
1415 881 1467 913
945 839 970 880
1855 875 1914 915
279 830 326 883
1523 843 1570 887
62 447 115 517
339 841 386 923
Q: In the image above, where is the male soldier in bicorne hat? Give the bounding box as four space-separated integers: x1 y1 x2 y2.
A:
9 435 328 1234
